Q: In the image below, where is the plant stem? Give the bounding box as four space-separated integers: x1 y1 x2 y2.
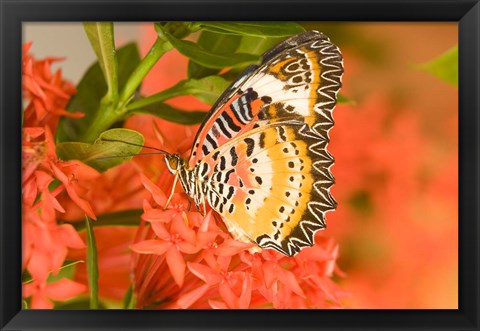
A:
66 209 143 231
126 85 185 111
80 37 172 143
80 103 117 143
118 37 172 108
85 216 99 309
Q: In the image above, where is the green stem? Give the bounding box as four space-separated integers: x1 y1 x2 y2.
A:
65 209 143 231
80 37 172 143
118 37 172 108
85 216 99 309
80 103 117 143
126 85 185 111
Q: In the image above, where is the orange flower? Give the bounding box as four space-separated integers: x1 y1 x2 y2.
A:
23 278 86 309
22 42 83 132
131 177 344 309
69 227 137 302
23 207 86 282
22 126 98 220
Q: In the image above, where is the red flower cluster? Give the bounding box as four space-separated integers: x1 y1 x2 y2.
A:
130 157 346 309
22 43 98 308
22 42 83 132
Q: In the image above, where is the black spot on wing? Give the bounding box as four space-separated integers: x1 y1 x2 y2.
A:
244 138 255 157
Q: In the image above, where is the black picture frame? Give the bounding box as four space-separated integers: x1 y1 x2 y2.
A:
1 0 479 330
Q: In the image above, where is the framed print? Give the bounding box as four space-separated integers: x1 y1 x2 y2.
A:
1 0 479 330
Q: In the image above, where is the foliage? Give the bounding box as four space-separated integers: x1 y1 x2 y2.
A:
417 45 458 86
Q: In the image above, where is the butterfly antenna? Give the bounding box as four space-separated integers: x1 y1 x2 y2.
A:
93 138 171 161
94 152 168 161
99 138 170 155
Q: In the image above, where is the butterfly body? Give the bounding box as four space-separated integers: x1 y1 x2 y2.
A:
165 30 343 257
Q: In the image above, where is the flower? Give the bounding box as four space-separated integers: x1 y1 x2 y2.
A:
22 42 83 132
23 278 86 309
131 177 345 309
21 44 100 307
22 126 98 220
68 227 137 302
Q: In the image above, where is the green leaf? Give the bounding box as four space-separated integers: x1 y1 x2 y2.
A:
219 35 286 79
83 22 118 102
128 76 230 110
69 209 143 231
348 190 374 216
337 94 355 105
22 271 33 284
417 45 458 86
169 76 230 105
85 216 99 309
159 27 259 69
237 35 285 56
47 260 84 283
122 285 137 309
193 22 305 37
188 31 242 79
55 297 107 309
131 103 207 125
56 128 144 172
56 43 141 143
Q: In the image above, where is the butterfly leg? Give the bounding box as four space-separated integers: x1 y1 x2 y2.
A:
200 199 206 217
187 198 192 212
164 172 179 209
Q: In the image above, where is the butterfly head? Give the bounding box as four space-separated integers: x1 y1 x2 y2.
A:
164 153 185 175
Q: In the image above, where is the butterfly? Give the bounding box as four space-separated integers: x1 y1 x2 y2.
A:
163 30 343 257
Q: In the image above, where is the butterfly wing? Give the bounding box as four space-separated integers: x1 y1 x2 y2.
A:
190 30 343 256
188 30 342 167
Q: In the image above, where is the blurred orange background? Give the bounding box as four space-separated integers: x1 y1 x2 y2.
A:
313 23 458 309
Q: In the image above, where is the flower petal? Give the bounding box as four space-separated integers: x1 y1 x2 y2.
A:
30 293 53 309
166 247 186 287
142 208 176 222
239 273 252 308
262 262 277 289
178 242 199 255
199 210 213 232
45 278 86 301
215 239 254 256
219 281 238 308
130 240 170 255
177 284 209 308
57 223 85 249
187 262 221 285
195 231 218 249
208 299 228 309
139 173 167 206
150 222 171 240
172 213 196 244
278 268 305 298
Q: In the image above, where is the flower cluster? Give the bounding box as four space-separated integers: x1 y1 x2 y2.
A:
131 176 345 308
22 42 83 132
22 43 98 308
127 134 346 308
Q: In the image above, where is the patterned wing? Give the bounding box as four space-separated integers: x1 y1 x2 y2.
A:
188 30 343 168
198 121 336 256
190 30 343 256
